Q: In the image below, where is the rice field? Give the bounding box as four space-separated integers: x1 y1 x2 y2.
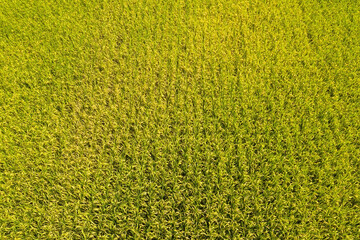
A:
0 0 360 238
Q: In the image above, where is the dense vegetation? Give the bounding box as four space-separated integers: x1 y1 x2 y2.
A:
1 0 359 238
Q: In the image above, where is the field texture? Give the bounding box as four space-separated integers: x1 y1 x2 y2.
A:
1 0 360 239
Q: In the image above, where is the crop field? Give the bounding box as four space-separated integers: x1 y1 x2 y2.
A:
0 0 360 239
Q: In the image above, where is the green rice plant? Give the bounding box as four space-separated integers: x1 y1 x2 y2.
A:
0 0 359 238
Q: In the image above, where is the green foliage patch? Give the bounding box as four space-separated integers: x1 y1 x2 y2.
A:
1 0 359 238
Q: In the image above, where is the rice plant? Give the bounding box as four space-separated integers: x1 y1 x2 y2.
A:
0 0 359 238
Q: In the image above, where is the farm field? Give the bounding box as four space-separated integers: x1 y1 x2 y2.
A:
1 0 360 238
